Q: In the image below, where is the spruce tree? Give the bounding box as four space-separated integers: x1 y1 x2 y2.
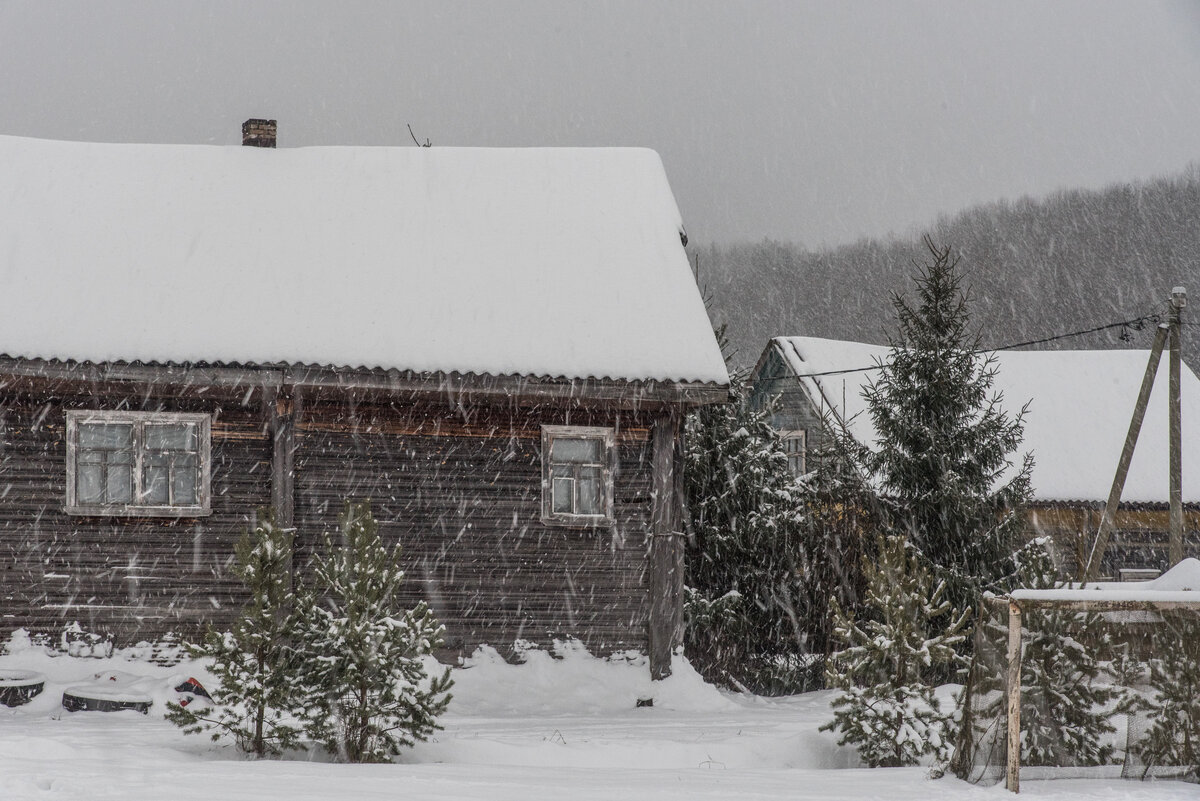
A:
293 502 452 763
166 512 303 757
1010 542 1117 766
822 533 970 767
952 540 1119 778
862 237 1032 613
683 338 814 692
1129 614 1200 777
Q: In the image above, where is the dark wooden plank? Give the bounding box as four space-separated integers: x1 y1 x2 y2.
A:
648 411 684 680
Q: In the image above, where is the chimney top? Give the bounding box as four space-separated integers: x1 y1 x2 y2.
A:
242 119 277 148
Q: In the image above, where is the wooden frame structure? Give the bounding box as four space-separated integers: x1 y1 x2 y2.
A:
992 566 1200 793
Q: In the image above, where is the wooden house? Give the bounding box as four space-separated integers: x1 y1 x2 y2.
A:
750 335 1200 578
0 122 729 677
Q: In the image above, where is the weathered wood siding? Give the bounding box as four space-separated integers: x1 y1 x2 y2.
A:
0 388 270 642
1028 504 1200 579
0 382 655 658
292 398 653 658
749 345 832 465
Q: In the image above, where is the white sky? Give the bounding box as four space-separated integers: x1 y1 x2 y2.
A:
2 0 1198 246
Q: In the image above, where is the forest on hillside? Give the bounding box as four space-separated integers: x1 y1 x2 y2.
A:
698 166 1200 370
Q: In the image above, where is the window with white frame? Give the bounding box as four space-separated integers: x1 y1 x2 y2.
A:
66 411 212 516
541 425 615 526
780 429 806 477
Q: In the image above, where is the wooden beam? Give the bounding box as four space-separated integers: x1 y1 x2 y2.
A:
1169 288 1186 566
268 387 298 587
1007 597 1200 612
1005 600 1023 794
648 411 684 681
1083 324 1169 581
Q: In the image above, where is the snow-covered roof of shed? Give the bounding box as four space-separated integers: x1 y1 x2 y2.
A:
1010 557 1200 602
0 135 728 386
771 335 1200 504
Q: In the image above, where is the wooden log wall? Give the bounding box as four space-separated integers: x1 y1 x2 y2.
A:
292 397 655 660
1028 504 1200 579
0 377 664 659
0 386 271 644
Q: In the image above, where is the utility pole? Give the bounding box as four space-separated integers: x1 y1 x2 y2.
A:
1083 323 1168 581
1169 287 1186 566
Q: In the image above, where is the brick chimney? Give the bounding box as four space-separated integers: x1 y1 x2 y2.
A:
242 119 277 148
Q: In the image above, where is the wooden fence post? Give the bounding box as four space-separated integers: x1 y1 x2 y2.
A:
1005 599 1023 794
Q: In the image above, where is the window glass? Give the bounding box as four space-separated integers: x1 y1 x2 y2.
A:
577 469 602 515
173 459 198 504
77 464 103 504
552 476 574 513
550 437 602 464
79 422 133 450
146 423 195 451
143 452 170 504
106 464 133 503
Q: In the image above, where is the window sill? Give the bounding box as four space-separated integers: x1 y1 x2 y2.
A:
541 514 615 529
65 505 213 519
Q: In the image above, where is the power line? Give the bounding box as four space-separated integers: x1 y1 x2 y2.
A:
774 311 1165 381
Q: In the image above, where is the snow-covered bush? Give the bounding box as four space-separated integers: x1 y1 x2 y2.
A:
293 502 452 763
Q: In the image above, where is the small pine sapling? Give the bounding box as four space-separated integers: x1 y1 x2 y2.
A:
822 533 970 767
166 512 303 757
294 502 453 763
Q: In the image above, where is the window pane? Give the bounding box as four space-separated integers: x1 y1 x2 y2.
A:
107 464 133 503
173 464 198 504
77 450 103 465
146 423 195 451
550 437 602 464
552 477 574 513
79 422 133 450
77 464 103 503
143 464 169 504
577 476 601 515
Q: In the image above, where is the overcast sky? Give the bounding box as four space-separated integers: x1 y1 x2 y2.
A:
2 1 1199 246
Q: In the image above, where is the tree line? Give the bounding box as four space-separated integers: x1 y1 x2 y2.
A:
698 165 1200 369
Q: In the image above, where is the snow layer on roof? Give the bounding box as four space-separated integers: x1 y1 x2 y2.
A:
774 335 1200 504
1011 557 1200 601
0 135 728 385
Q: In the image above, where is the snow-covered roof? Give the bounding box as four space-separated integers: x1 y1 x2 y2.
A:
1011 557 1200 603
0 134 728 386
771 335 1200 504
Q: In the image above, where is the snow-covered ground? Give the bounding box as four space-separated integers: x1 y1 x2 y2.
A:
0 637 1194 801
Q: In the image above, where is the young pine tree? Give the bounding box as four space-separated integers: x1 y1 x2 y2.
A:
294 502 453 763
683 344 812 692
822 533 970 767
166 512 303 757
862 237 1032 613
